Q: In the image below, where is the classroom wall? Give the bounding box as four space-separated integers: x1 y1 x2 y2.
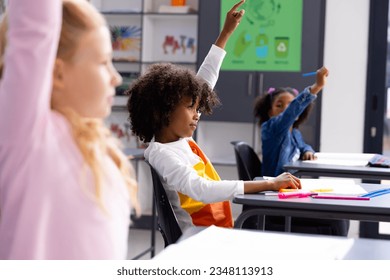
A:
321 0 369 153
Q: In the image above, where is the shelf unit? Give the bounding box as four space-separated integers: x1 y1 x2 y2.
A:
90 0 200 259
91 0 199 108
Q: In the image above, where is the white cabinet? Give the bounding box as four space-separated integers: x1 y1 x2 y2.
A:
91 0 199 108
91 0 200 151
91 0 200 229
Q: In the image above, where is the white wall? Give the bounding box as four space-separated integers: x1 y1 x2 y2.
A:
321 0 369 152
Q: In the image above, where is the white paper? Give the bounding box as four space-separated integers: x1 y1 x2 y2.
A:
154 226 354 260
303 152 376 167
262 178 367 195
299 178 367 195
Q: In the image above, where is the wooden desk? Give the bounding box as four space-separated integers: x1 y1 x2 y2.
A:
233 183 390 238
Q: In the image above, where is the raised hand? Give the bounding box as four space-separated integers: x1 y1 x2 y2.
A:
310 66 329 94
215 0 246 49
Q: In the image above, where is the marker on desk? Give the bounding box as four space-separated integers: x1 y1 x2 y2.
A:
302 71 317 77
312 195 370 201
360 187 390 198
311 188 334 193
280 188 333 193
278 192 314 199
280 188 300 192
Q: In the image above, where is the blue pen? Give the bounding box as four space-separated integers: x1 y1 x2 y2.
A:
360 187 390 198
302 71 317 77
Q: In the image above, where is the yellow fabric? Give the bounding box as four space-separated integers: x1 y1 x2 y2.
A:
177 140 233 227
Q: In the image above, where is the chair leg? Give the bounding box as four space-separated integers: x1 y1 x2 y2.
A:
234 209 268 229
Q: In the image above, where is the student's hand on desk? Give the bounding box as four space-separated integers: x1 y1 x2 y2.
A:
301 151 317 160
243 172 301 193
272 172 302 191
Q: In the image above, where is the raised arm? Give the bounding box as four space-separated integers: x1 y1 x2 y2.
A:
215 0 245 49
197 0 245 88
309 66 328 94
0 0 62 143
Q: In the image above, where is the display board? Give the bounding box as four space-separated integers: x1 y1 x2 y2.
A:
220 0 303 71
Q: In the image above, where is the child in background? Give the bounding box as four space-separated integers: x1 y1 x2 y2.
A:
127 0 301 232
0 0 139 259
254 70 328 177
253 68 349 236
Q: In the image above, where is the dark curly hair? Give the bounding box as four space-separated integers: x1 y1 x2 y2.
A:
126 63 220 143
253 87 313 129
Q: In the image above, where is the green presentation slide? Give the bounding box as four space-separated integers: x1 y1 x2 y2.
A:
220 0 303 71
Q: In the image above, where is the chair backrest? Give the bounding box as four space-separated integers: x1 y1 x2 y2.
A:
230 141 262 180
148 163 182 247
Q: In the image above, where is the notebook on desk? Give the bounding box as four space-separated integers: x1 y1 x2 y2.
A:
367 154 390 168
258 178 368 196
153 225 354 260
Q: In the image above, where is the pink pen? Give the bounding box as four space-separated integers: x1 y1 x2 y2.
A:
278 192 313 199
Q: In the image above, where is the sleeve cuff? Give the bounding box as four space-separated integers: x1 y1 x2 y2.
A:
237 180 245 194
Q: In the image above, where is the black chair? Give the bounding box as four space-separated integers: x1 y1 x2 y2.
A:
230 141 264 229
230 141 262 180
230 141 349 236
148 163 182 247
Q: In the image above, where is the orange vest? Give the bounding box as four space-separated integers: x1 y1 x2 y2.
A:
177 140 233 228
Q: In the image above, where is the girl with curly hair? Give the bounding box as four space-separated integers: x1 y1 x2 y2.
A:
127 0 301 232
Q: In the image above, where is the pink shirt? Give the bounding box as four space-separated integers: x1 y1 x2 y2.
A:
0 0 131 259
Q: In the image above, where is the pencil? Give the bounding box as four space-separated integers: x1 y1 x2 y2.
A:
302 71 317 77
312 195 370 201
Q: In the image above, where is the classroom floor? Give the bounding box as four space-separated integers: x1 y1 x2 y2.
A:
127 228 165 260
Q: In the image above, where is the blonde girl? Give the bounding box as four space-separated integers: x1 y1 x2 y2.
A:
0 0 138 259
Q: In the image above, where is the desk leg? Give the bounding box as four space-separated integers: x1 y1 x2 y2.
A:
285 216 292 232
260 215 265 231
234 209 267 229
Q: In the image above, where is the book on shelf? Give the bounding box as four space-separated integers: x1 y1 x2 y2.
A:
100 8 142 14
110 25 141 62
158 5 195 14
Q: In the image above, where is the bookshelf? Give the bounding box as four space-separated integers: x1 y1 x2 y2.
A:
90 0 200 150
90 0 200 258
91 0 199 108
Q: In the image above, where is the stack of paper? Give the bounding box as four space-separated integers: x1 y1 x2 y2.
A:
154 226 354 260
299 178 367 195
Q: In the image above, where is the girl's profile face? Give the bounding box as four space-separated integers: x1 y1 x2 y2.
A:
55 26 122 118
268 91 295 118
156 96 200 143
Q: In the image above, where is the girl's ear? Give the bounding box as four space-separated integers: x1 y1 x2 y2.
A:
52 58 65 91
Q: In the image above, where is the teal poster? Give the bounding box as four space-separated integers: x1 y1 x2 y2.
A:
221 0 303 71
